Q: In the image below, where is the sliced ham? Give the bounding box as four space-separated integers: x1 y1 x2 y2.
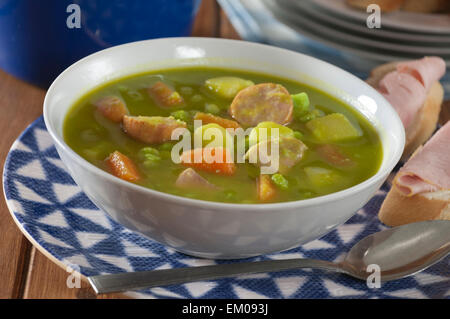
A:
377 56 446 129
397 57 446 92
394 121 450 196
175 168 218 190
378 72 426 128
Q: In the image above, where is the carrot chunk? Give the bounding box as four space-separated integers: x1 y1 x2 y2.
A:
194 112 241 129
148 81 184 107
95 96 128 122
180 147 236 176
106 151 140 182
257 174 277 201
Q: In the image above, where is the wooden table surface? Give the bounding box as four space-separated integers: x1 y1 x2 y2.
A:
0 0 448 299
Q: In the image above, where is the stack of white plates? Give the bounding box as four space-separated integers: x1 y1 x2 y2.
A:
265 0 450 66
218 0 450 96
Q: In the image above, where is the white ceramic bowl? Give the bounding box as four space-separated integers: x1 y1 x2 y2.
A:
44 37 404 259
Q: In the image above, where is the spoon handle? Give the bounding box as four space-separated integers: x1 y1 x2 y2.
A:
88 258 344 294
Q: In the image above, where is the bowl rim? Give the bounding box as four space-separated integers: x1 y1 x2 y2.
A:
43 37 405 211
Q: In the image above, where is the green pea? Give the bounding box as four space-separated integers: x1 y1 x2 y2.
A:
292 92 310 115
299 108 325 123
118 85 144 101
144 153 161 162
299 112 316 123
159 150 172 160
138 147 161 164
293 131 303 140
139 147 159 157
80 129 100 143
127 90 144 101
170 110 189 122
191 94 203 103
159 142 174 151
204 103 220 115
271 173 289 190
81 142 111 161
180 86 194 95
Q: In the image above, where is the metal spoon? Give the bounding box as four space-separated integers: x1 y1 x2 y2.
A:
88 220 450 294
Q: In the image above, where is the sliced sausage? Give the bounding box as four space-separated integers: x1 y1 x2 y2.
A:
95 96 128 122
122 115 187 144
229 83 293 127
245 137 307 174
194 112 241 129
148 81 184 107
175 168 218 190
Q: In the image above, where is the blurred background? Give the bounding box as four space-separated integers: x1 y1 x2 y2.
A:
0 0 449 95
218 0 450 98
0 0 202 88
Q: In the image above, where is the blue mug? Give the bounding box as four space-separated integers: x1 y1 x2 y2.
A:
0 0 201 88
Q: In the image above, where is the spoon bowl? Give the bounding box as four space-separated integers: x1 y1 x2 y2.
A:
342 220 450 281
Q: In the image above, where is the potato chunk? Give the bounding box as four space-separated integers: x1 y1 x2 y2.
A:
122 115 187 144
306 113 361 142
193 123 234 150
304 166 341 190
205 76 254 99
248 121 295 146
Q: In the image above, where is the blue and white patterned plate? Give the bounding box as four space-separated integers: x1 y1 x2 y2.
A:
3 117 449 299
